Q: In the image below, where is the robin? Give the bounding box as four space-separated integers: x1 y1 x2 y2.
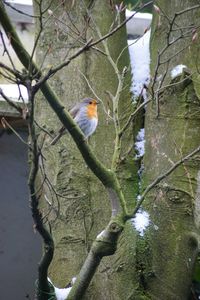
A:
50 97 99 145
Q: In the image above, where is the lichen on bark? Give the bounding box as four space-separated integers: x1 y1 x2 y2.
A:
139 1 200 298
33 0 140 298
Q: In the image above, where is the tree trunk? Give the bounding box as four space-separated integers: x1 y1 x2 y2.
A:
3 0 200 298
139 1 200 299
34 1 139 299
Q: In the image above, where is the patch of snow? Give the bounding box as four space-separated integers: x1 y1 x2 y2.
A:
171 65 187 79
132 210 150 236
48 278 72 300
0 84 28 103
136 127 145 141
135 128 145 158
71 277 76 285
54 287 72 300
128 30 150 99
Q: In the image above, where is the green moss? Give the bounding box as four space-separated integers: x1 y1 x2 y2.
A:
141 3 200 298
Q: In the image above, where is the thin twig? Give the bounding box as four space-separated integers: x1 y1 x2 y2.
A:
1 117 29 145
127 145 200 218
119 98 152 137
0 88 23 114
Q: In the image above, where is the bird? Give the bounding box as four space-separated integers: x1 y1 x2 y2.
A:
50 97 99 145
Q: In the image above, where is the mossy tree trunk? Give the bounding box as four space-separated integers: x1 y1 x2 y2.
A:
138 1 200 299
33 1 140 299
2 0 200 298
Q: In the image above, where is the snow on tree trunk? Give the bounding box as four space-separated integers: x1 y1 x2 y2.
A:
139 1 200 298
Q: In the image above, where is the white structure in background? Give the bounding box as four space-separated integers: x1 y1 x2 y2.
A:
4 0 33 22
0 0 34 72
0 84 28 102
126 9 152 37
0 0 33 107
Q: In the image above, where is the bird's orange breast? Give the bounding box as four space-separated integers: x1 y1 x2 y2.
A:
87 103 98 119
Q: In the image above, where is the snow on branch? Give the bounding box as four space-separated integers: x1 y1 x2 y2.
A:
171 64 187 79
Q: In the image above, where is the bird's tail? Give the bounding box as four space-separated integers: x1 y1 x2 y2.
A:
50 126 66 145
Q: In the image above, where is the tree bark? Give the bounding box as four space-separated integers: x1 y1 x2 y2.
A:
2 0 200 299
140 1 200 299
33 1 138 299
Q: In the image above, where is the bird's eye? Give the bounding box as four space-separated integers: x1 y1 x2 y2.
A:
89 101 92 104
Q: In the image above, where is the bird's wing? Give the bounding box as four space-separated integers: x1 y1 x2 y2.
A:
69 103 81 118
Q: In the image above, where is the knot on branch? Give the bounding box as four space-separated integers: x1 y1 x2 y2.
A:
94 223 123 257
109 222 122 233
44 242 54 254
186 232 199 250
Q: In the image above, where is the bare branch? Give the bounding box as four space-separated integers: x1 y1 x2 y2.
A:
28 90 55 300
33 38 93 90
33 1 153 88
0 30 16 71
127 144 200 219
3 0 38 18
67 220 123 299
89 1 153 48
0 88 23 114
119 98 152 138
1 117 28 145
0 1 128 218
